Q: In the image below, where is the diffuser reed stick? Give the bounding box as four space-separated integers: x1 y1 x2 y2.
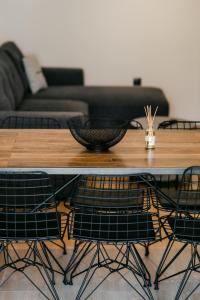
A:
144 105 158 149
144 105 158 130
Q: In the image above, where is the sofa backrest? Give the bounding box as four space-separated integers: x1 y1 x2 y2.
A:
1 41 29 94
0 50 24 110
0 69 14 110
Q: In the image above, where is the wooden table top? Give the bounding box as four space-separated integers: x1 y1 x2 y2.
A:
0 129 200 174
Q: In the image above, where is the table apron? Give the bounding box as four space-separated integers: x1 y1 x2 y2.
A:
0 167 186 175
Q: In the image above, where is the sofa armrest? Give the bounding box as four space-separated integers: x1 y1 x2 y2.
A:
42 67 84 86
0 111 84 129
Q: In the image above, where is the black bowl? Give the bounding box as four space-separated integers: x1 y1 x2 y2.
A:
68 117 128 152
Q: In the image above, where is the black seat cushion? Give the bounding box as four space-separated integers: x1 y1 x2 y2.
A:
72 211 155 242
0 212 60 240
168 217 200 243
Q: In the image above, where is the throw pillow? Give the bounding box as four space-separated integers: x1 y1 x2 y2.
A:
23 55 47 94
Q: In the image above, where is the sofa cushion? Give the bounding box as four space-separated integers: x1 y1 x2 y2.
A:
23 55 47 94
19 98 89 115
42 67 84 86
0 51 24 108
1 41 29 94
27 86 169 120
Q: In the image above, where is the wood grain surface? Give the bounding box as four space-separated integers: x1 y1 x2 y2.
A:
0 129 199 174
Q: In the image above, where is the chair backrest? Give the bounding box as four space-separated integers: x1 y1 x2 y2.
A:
176 166 200 212
157 120 200 210
0 171 56 211
168 166 200 243
0 115 61 129
0 171 60 241
69 173 161 242
158 119 200 130
70 173 157 212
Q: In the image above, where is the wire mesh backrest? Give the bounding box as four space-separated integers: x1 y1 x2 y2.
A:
168 166 200 243
0 171 56 211
176 166 200 213
70 174 157 212
156 120 200 209
0 116 61 129
69 174 161 242
158 120 200 130
152 174 182 211
0 172 60 240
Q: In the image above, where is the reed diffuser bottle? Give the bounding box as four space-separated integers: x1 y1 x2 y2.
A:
144 105 158 150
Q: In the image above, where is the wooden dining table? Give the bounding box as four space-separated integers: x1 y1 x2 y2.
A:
0 129 200 175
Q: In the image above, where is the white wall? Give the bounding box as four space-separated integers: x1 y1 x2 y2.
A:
0 0 200 119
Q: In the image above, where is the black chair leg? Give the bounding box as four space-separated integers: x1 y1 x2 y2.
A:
63 242 94 285
33 243 60 300
154 238 174 289
154 238 189 290
64 241 154 300
0 242 60 300
133 245 151 286
144 243 150 256
42 242 65 275
40 241 56 285
175 252 194 299
75 245 99 300
175 245 199 300
129 245 154 300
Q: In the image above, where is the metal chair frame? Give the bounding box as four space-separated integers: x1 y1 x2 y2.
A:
155 119 200 243
0 115 72 256
154 166 200 299
158 119 200 130
0 115 61 129
64 174 161 300
0 171 68 299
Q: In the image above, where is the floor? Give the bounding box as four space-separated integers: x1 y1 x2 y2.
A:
0 238 199 300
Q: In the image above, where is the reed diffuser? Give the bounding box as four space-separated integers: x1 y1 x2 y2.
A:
144 105 158 149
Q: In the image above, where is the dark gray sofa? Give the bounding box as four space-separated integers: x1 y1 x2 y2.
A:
0 41 169 125
27 85 169 120
0 42 88 127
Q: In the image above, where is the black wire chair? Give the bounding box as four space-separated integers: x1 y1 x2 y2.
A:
64 174 161 300
68 116 147 254
154 166 200 299
158 119 200 130
0 171 68 299
0 115 74 255
0 115 61 129
157 119 200 197
155 119 200 239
